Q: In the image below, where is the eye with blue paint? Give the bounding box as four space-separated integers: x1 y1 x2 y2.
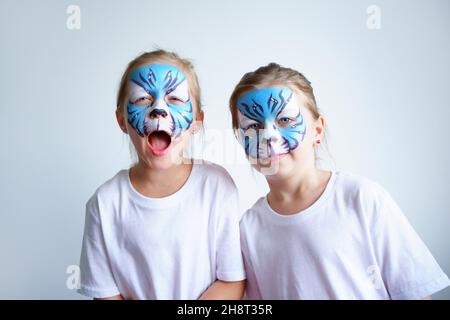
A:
278 117 292 127
242 116 294 131
133 96 152 106
165 80 189 105
129 83 152 105
246 122 263 131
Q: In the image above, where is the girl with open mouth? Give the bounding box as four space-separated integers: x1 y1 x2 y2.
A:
78 50 246 300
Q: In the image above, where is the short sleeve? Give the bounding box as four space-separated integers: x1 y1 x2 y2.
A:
78 195 121 298
215 186 246 282
371 189 450 299
240 224 263 300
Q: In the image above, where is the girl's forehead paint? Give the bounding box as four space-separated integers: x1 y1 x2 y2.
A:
238 86 292 104
237 87 294 122
129 63 188 95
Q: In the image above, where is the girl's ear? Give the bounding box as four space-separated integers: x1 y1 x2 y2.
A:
197 110 204 123
191 111 204 134
116 109 128 134
314 115 325 144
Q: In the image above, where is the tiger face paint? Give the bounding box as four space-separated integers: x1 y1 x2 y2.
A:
127 64 193 139
237 87 306 159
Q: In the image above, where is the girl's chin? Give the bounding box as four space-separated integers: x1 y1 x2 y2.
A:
141 152 178 171
248 153 292 176
248 152 289 164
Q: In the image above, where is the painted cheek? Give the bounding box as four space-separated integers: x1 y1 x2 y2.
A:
279 122 306 150
169 100 193 137
127 103 148 137
239 128 253 157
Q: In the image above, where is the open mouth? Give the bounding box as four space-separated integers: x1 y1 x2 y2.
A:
147 130 172 156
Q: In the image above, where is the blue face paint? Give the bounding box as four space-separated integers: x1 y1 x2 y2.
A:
127 64 193 139
237 87 306 159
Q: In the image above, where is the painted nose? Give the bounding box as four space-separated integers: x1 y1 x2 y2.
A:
261 124 279 142
149 108 168 119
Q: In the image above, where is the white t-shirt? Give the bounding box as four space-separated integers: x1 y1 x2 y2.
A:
78 161 245 299
240 171 450 300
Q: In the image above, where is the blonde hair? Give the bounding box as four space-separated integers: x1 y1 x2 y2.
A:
116 49 202 116
229 62 319 129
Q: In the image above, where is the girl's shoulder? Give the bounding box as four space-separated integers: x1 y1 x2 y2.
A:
333 171 390 202
95 169 128 193
87 169 128 205
84 170 129 221
239 196 267 225
333 171 400 223
192 160 237 189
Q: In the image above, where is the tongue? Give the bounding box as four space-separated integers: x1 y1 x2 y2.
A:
148 131 171 151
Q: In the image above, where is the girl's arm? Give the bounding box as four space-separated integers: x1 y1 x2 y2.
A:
199 280 246 300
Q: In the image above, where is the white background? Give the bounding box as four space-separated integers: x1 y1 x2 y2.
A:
0 0 449 299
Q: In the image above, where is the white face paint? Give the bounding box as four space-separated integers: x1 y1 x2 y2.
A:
128 81 151 105
167 79 189 103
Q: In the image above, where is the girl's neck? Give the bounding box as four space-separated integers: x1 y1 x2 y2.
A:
266 164 331 215
130 160 193 198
